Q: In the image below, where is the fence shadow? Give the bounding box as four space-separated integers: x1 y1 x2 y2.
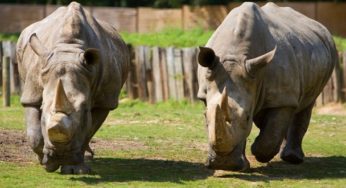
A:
70 157 213 184
218 156 346 182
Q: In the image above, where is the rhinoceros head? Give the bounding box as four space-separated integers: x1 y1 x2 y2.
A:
197 46 276 171
29 33 99 170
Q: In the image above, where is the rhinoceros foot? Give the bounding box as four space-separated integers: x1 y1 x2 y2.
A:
60 163 91 174
44 162 60 172
280 148 304 164
206 156 250 171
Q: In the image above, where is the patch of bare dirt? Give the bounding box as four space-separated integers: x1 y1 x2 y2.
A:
0 130 36 163
0 129 147 164
315 103 346 116
90 138 147 151
105 119 184 126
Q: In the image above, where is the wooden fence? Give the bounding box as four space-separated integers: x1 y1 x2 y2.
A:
1 41 346 106
1 2 346 36
0 41 20 107
125 46 198 103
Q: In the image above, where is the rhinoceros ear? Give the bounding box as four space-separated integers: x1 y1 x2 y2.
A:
84 48 100 66
198 46 216 68
245 46 276 78
29 33 49 59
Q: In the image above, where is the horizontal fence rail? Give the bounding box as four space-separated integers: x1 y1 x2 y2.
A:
0 3 346 36
0 41 345 106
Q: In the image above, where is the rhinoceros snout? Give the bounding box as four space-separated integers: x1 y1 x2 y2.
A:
46 113 73 143
206 141 250 171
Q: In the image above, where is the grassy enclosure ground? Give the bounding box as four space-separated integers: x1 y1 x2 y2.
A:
0 96 345 187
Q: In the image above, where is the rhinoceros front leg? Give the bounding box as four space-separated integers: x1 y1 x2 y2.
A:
281 103 314 164
60 108 109 174
24 106 44 162
251 107 295 163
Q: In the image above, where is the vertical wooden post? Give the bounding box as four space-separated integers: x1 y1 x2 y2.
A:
125 44 135 99
174 48 184 100
144 46 154 103
2 41 20 95
136 46 148 101
315 93 323 107
183 47 197 102
0 41 3 86
2 56 10 107
334 52 344 103
343 52 346 101
323 77 333 104
160 48 169 101
152 47 163 102
166 47 177 100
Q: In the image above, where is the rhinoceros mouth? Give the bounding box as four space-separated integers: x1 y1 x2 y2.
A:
206 140 249 171
206 151 250 171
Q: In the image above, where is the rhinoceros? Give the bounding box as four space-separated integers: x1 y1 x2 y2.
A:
16 2 129 174
197 2 337 171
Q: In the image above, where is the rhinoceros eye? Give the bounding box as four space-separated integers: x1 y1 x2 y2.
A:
205 69 213 80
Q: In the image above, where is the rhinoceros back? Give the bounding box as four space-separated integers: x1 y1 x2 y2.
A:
259 3 337 111
17 2 129 109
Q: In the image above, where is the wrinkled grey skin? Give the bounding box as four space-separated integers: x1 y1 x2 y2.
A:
197 2 337 171
16 2 129 174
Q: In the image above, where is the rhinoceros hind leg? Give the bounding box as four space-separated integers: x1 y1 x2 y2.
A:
281 149 304 164
281 103 314 164
84 144 94 161
252 107 295 163
60 163 91 174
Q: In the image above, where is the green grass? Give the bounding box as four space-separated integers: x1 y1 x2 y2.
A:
334 36 346 51
0 95 24 130
1 31 346 51
0 33 19 42
120 28 213 47
0 96 345 187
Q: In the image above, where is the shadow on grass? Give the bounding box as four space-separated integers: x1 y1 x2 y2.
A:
219 156 346 182
70 157 213 184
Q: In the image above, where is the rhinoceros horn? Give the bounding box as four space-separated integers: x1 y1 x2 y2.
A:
208 87 233 154
245 46 277 77
53 79 74 114
47 79 74 143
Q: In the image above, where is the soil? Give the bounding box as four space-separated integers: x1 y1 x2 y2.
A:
315 103 346 116
0 129 146 164
0 130 36 163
